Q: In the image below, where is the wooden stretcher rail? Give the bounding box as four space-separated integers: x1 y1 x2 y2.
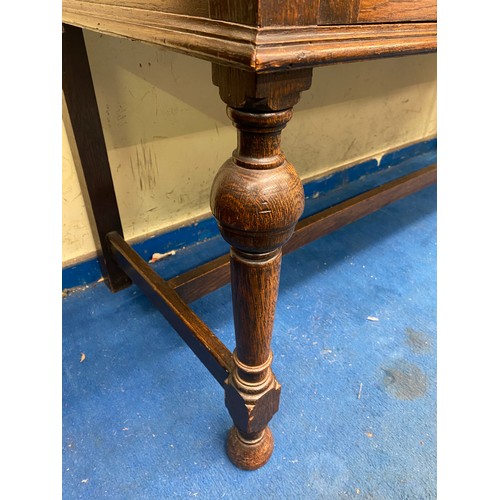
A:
169 164 437 303
107 231 234 386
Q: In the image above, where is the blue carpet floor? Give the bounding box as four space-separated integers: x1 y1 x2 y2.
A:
62 184 437 499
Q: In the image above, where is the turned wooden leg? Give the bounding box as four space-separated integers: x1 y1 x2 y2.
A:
210 66 312 469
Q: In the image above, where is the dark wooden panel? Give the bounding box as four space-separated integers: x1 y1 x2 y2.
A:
209 0 320 26
258 0 321 26
320 0 436 24
208 0 258 25
358 0 436 23
319 0 360 24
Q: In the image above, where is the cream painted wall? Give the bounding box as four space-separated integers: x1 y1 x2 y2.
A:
62 30 436 266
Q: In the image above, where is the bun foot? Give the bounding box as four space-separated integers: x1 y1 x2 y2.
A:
226 426 274 470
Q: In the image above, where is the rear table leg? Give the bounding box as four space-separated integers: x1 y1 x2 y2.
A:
62 24 130 292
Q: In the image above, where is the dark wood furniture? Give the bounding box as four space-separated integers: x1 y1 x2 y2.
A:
62 0 437 470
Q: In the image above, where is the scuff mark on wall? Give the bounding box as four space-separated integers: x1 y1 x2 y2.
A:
129 140 160 192
343 138 357 160
116 104 127 126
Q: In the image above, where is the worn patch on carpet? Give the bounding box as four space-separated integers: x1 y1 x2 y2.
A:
405 327 432 354
381 360 428 400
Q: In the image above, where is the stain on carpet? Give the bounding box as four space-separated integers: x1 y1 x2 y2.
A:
382 360 427 400
405 328 432 354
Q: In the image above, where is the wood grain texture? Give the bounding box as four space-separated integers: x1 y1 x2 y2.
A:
210 107 307 252
62 0 436 72
358 0 436 23
257 0 321 27
209 0 320 26
208 0 259 25
62 24 131 292
230 250 282 368
319 0 436 24
319 0 360 24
